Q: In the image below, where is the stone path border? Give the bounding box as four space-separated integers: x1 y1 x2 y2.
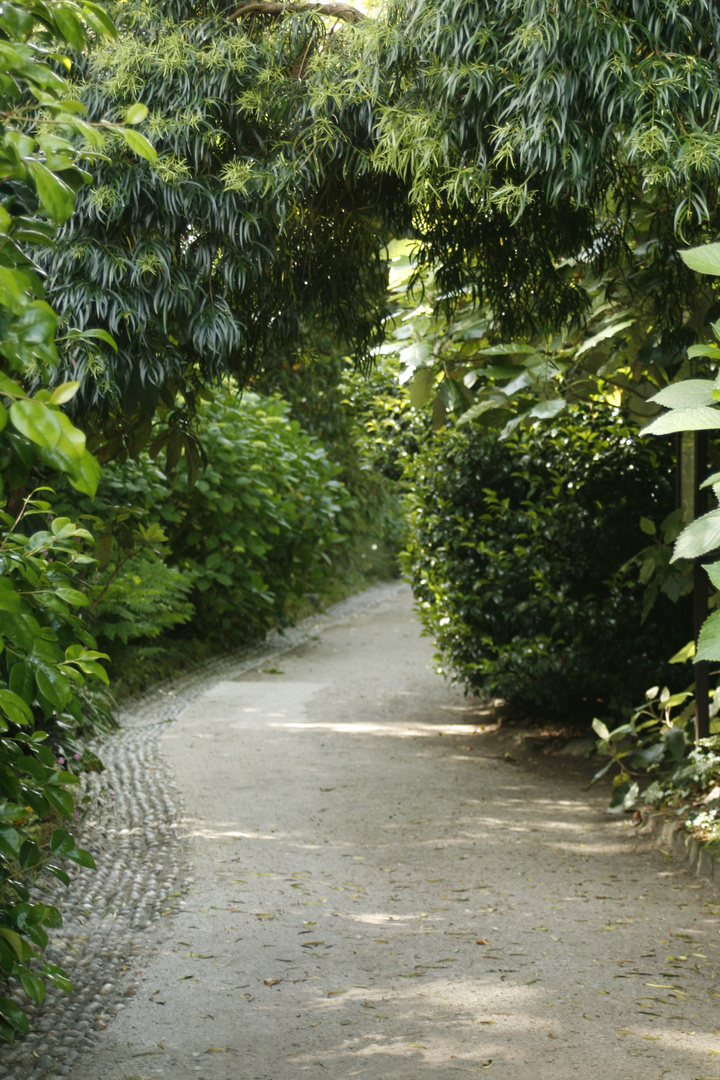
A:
638 807 720 885
0 581 405 1080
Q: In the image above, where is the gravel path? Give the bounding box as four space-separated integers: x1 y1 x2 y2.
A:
0 583 404 1080
2 581 720 1079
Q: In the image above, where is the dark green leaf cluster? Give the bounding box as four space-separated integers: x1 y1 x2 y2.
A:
366 0 720 332
43 0 409 429
404 402 690 720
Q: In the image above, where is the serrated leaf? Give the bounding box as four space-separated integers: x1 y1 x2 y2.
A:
680 242 720 277
695 610 720 663
649 380 716 410
672 509 720 561
643 407 720 435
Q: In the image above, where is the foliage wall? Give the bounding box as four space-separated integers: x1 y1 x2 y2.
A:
404 403 691 721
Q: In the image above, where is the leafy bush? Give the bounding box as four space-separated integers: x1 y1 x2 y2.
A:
404 403 691 720
0 493 112 1040
98 391 351 643
89 550 196 646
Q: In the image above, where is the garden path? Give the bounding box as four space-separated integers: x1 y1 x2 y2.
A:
70 585 720 1080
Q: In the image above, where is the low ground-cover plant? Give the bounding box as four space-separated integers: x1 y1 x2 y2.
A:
592 683 720 854
404 402 691 721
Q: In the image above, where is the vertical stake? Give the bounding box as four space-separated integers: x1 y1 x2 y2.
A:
694 429 710 741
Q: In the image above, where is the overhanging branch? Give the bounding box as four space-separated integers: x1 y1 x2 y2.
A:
229 2 365 22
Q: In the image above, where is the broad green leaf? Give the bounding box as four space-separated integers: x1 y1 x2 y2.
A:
66 448 101 497
0 928 26 960
527 399 565 421
649 380 716 410
0 997 30 1036
695 610 720 663
477 343 537 356
53 5 84 49
27 162 75 222
640 517 656 535
115 126 157 163
81 1 118 36
0 265 31 315
0 826 22 859
592 717 610 741
408 367 435 408
643 406 720 435
54 587 88 607
575 319 636 357
41 964 72 993
0 371 26 397
700 470 720 491
34 666 72 710
687 344 720 360
680 242 720 277
44 786 74 819
10 398 85 460
672 509 720 561
125 103 148 125
0 579 19 614
49 381 80 405
0 689 32 726
66 327 117 353
19 972 45 1006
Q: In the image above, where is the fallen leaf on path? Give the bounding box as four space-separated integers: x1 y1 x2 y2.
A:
327 989 346 996
204 1047 236 1053
476 939 489 945
264 979 282 986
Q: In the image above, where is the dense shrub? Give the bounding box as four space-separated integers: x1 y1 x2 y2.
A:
0 494 113 1039
97 391 351 643
404 404 691 721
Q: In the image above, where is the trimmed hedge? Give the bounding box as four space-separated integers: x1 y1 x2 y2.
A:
404 404 691 720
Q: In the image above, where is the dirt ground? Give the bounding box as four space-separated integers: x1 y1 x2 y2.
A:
70 585 720 1080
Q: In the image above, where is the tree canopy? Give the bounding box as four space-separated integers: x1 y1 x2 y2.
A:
38 0 720 448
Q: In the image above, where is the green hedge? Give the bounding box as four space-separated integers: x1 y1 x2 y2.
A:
404 404 691 721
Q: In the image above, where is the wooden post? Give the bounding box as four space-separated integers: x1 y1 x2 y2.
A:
694 429 710 741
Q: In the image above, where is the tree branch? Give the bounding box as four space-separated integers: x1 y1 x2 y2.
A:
229 2 365 23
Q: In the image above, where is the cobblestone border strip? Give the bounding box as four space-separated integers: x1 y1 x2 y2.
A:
638 809 720 885
0 580 406 1080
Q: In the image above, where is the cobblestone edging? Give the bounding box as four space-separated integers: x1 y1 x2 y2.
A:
0 580 406 1080
638 808 720 885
